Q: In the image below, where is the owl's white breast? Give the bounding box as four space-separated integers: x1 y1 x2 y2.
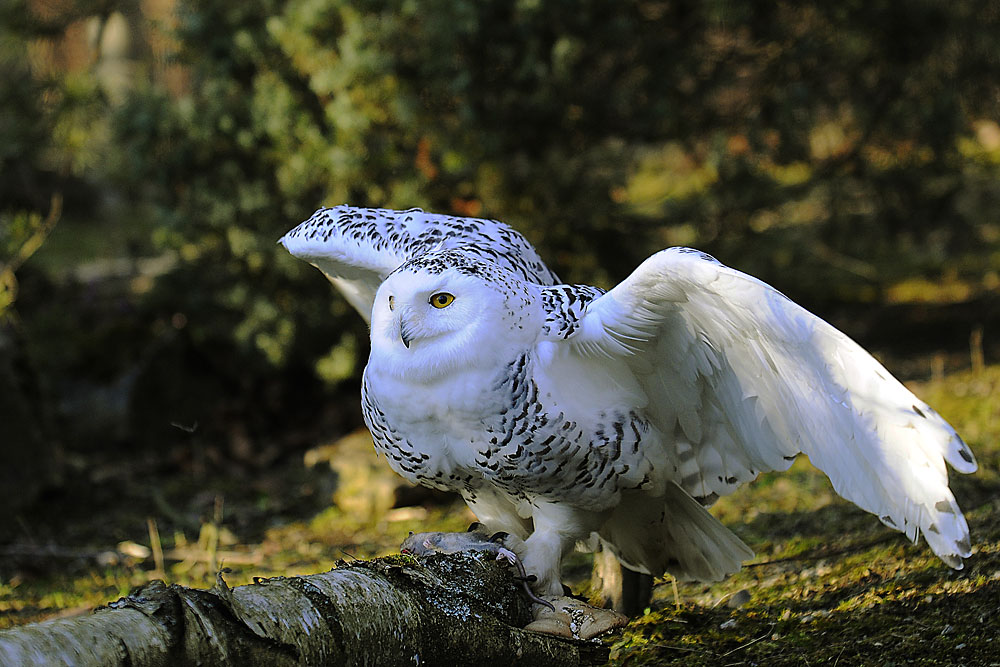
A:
364 361 508 473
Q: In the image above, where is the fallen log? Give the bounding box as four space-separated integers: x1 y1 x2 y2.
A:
0 552 609 666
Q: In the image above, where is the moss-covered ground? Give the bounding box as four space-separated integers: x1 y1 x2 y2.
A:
2 366 998 666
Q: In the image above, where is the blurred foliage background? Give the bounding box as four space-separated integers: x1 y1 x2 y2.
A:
1 0 999 622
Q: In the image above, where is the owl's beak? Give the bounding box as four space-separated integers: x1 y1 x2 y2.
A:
399 319 414 348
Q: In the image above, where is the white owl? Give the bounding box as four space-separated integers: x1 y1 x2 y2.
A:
280 205 976 600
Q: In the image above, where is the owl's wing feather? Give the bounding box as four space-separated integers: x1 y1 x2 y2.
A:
280 206 558 321
564 247 977 567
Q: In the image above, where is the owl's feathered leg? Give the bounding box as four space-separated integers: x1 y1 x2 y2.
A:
520 529 568 597
520 501 607 596
517 511 631 639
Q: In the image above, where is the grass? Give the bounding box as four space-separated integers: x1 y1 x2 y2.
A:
2 366 998 666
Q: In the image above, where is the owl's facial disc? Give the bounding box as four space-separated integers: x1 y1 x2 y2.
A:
396 291 456 348
369 260 537 382
373 270 475 356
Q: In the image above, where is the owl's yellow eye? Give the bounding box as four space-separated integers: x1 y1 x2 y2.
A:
388 295 395 311
429 292 455 309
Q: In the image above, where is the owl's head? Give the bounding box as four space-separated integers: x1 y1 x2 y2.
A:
368 250 539 380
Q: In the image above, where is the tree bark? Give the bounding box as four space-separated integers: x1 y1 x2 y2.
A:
0 552 609 666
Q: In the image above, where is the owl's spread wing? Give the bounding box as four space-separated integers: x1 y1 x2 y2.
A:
558 247 977 567
280 206 559 321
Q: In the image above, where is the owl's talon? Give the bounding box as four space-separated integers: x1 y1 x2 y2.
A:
491 545 554 610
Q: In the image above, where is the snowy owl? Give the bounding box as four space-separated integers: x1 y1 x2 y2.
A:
280 205 976 599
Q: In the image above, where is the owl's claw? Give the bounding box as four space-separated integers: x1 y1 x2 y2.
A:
493 550 556 611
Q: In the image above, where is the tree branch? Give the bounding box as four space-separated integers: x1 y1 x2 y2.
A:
0 552 608 666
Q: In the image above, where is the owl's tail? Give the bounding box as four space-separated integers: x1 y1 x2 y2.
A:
598 481 753 582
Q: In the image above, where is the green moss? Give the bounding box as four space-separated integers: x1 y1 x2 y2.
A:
375 553 421 568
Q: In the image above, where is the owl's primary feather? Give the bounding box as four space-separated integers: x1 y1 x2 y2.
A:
280 206 976 595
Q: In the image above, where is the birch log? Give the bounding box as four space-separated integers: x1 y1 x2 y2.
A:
0 552 608 666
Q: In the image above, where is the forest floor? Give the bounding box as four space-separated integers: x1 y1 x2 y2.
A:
1 364 998 666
